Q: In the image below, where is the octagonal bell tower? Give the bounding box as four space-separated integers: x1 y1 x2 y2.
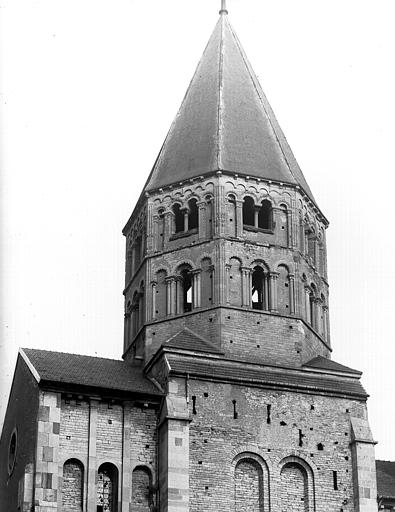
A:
122 10 330 369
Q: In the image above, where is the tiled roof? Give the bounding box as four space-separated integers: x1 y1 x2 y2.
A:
143 14 315 204
164 328 224 355
303 356 361 375
167 355 367 399
376 460 395 498
22 348 161 396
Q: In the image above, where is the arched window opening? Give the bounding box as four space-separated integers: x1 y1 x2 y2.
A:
243 197 255 227
173 204 184 233
280 462 309 512
97 463 118 512
62 459 84 511
252 266 268 311
188 198 198 231
235 458 264 512
258 200 272 230
181 269 192 312
132 466 152 512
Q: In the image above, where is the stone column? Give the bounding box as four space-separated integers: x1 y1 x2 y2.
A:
166 277 173 316
175 277 182 314
121 402 132 512
225 264 231 305
170 278 177 315
183 209 189 232
146 203 154 253
217 242 227 304
350 416 378 512
264 274 269 311
192 270 201 309
269 272 279 311
34 391 61 511
289 274 295 314
241 267 252 307
235 200 244 237
323 305 329 342
304 289 311 324
210 265 217 305
197 201 206 239
158 396 190 512
286 210 293 247
152 215 159 252
214 181 225 236
87 399 99 512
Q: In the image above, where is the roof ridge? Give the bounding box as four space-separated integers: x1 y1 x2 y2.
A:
22 347 123 363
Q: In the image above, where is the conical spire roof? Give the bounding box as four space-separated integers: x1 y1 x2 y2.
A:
144 13 315 202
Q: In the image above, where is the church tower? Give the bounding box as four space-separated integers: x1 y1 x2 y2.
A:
121 6 377 512
0 5 379 512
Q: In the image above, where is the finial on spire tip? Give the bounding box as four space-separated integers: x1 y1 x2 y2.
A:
219 0 228 15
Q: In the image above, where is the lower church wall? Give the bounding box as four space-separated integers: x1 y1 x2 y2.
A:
184 377 368 512
39 394 159 511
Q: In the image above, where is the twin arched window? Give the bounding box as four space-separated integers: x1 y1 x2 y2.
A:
173 198 199 234
243 197 273 231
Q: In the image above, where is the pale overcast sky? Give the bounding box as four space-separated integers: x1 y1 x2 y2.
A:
1 0 394 460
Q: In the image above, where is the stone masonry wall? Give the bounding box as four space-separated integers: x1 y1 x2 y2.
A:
57 398 158 511
182 376 367 512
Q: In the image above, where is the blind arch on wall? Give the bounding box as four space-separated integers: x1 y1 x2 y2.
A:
232 452 269 512
279 456 315 512
131 465 152 511
62 458 84 511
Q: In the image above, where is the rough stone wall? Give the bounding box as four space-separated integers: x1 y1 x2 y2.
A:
185 376 367 512
130 406 157 471
218 308 330 366
96 403 123 462
60 399 89 464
